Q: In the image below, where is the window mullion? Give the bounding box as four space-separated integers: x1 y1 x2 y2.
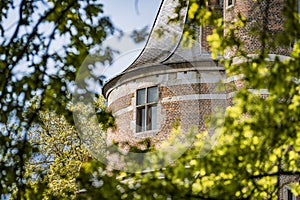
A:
145 88 148 131
136 86 158 133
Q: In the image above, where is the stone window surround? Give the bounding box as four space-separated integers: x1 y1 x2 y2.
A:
284 185 296 200
226 0 234 9
135 85 159 134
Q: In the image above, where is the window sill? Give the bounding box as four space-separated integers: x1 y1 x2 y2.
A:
134 130 158 138
226 5 234 10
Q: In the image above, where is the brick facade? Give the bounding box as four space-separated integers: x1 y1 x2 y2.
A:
224 0 290 57
105 68 227 149
104 0 292 149
102 0 296 198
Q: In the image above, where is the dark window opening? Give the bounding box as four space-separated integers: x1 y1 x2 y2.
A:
226 0 234 7
287 189 294 200
136 86 158 132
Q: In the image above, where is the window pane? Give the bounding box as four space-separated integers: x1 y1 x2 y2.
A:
136 107 145 132
288 189 293 200
147 86 158 103
137 89 146 105
147 105 157 130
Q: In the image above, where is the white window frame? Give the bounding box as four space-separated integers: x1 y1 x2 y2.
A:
226 0 234 9
285 186 295 200
136 86 158 133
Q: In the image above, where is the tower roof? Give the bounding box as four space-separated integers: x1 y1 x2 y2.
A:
103 0 218 98
124 0 211 72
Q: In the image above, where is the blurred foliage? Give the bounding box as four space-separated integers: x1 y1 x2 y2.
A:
0 0 114 198
76 0 300 199
1 0 300 199
23 95 113 199
130 26 149 43
25 111 91 199
94 95 115 131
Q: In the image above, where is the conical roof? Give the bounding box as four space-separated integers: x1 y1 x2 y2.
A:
124 0 211 72
103 0 218 98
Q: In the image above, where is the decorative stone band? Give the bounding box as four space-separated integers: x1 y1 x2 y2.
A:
227 89 270 99
114 106 134 117
102 60 224 99
232 54 291 65
161 94 227 102
225 74 244 83
113 88 270 117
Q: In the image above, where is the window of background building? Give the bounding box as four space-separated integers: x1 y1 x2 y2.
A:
136 86 158 132
226 0 234 8
287 188 294 200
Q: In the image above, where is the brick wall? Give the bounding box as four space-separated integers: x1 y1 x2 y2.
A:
104 1 297 196
224 0 291 57
106 68 227 149
201 0 224 51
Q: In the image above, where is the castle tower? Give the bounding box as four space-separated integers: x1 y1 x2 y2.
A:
102 0 226 148
102 0 290 149
102 0 296 198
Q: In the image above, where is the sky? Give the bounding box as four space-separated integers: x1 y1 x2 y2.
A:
103 0 161 32
99 0 162 80
1 0 162 94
